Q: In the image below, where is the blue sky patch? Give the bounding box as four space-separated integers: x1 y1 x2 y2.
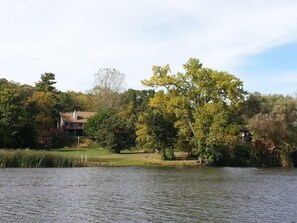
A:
243 42 297 72
236 42 297 95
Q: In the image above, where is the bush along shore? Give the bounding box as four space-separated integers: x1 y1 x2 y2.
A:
0 149 87 168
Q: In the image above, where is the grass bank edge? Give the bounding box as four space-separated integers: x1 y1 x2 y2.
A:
57 147 199 167
0 148 198 167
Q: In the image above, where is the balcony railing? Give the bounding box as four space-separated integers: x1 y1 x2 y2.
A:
61 125 84 130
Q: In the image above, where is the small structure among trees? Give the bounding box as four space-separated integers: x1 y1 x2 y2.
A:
58 110 96 136
240 129 252 144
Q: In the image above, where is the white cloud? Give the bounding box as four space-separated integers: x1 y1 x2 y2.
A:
1 0 297 93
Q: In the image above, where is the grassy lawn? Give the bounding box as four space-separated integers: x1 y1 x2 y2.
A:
56 147 199 167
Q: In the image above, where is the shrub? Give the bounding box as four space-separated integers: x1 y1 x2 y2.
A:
161 148 175 160
193 145 223 166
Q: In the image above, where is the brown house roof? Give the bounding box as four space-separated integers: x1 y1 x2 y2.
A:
60 111 96 124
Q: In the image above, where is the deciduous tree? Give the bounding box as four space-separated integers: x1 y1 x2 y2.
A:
27 91 58 147
0 88 25 147
85 108 135 153
92 68 126 110
142 58 246 162
248 95 297 167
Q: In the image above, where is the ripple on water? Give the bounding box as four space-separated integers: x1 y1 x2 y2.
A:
0 167 297 223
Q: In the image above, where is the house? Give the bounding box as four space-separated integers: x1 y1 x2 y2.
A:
58 110 96 136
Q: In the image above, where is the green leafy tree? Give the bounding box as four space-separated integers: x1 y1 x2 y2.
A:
74 92 94 111
119 89 178 158
0 80 37 148
58 91 88 112
0 78 19 89
58 90 94 112
98 115 135 153
142 58 246 163
85 108 134 153
136 109 177 159
27 91 58 147
120 89 155 114
243 93 289 120
84 108 114 139
0 88 25 147
117 89 155 149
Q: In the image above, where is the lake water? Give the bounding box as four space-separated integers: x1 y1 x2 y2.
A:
0 167 297 223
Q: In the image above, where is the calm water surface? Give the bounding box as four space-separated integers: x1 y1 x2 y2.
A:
0 167 297 223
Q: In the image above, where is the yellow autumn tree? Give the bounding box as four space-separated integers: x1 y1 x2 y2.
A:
142 58 246 163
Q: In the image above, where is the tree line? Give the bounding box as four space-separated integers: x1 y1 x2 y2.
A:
1 58 297 167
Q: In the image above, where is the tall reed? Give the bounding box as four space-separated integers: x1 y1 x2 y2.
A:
0 149 78 168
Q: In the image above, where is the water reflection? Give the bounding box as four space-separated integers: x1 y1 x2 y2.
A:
0 167 296 222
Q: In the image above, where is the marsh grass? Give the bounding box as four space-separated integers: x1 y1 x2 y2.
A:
0 149 78 168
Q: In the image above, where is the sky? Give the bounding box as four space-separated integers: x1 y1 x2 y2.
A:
1 0 297 95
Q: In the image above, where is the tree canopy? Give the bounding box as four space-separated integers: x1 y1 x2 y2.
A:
35 73 57 93
91 68 126 110
142 58 247 163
